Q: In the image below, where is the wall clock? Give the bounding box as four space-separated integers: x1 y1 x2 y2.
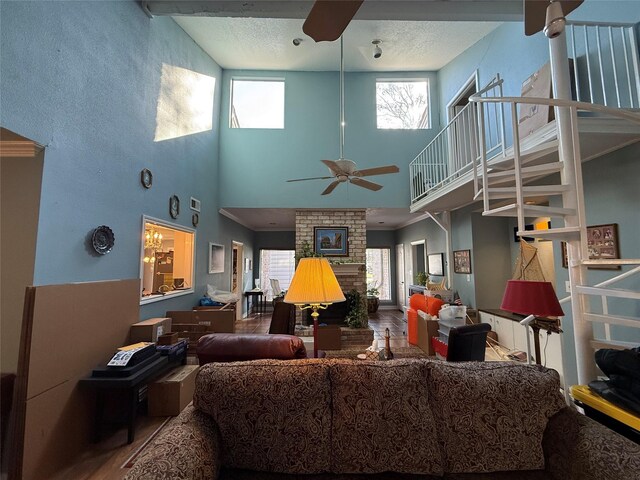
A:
169 195 180 219
140 168 153 189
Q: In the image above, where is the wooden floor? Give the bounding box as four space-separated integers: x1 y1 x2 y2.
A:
52 308 409 480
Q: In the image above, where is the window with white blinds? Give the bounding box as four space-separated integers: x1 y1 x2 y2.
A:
366 248 392 301
259 249 295 300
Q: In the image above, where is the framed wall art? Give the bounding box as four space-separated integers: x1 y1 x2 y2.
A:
314 227 348 256
209 243 225 274
453 249 472 274
427 253 444 276
587 223 620 269
561 224 620 270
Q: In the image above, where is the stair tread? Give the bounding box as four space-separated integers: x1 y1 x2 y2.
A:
483 203 575 217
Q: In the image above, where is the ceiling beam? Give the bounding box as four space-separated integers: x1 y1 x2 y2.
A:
143 0 523 22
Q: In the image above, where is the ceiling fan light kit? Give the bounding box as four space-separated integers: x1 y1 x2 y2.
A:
543 1 566 38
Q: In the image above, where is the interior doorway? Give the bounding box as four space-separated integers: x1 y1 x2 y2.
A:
231 241 243 319
0 128 44 375
447 70 479 121
396 244 405 311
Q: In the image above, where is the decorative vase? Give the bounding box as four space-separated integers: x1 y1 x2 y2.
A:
367 296 379 314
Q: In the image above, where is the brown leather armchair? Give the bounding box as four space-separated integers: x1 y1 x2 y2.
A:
196 333 308 365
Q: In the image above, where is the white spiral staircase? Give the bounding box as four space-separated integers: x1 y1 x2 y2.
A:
409 20 640 385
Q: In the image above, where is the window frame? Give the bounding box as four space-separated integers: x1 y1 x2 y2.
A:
139 215 196 306
259 248 296 300
375 78 431 130
366 247 392 302
229 77 286 129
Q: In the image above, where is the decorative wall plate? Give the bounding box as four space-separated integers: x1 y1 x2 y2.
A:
169 195 180 219
91 225 115 255
140 168 153 189
192 213 199 227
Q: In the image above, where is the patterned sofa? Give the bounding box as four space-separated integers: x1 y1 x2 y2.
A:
126 359 640 480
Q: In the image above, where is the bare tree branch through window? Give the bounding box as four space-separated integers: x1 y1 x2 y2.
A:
376 81 429 129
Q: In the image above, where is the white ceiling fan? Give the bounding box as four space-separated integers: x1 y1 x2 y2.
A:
287 36 400 195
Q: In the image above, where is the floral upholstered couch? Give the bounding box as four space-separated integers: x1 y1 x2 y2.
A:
126 359 640 480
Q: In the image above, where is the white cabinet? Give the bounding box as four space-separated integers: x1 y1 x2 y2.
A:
494 316 515 350
479 311 495 331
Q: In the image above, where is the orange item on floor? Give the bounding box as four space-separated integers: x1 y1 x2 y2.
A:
407 294 428 345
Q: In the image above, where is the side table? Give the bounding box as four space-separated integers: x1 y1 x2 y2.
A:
80 350 186 444
244 290 266 315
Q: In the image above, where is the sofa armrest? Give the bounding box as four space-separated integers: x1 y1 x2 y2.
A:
544 407 640 480
125 405 221 480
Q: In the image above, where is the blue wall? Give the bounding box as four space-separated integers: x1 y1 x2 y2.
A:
219 70 440 208
0 0 253 318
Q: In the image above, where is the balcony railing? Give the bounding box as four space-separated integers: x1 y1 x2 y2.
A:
409 75 505 203
409 21 640 206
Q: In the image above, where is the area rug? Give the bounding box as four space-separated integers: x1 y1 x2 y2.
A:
323 346 429 359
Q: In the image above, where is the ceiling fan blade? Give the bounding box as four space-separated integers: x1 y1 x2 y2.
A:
349 177 383 191
321 180 341 195
287 176 334 182
524 0 583 36
302 0 364 42
353 165 400 177
321 159 344 175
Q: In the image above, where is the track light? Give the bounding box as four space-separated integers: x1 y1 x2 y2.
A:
372 39 382 59
543 1 565 38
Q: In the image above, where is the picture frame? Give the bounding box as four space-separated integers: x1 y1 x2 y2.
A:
427 253 444 276
140 168 153 189
561 224 620 270
453 249 472 274
169 195 180 219
209 243 225 274
314 227 348 256
587 223 620 269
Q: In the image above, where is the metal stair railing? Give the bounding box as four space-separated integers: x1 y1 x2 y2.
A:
409 75 504 204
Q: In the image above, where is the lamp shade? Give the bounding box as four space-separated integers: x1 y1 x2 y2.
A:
501 280 564 317
284 258 346 305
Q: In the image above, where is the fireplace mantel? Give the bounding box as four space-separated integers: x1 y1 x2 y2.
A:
331 263 365 275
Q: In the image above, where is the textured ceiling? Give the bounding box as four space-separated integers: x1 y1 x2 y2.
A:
173 17 502 71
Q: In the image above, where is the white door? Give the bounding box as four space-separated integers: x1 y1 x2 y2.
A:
396 244 406 311
231 241 243 320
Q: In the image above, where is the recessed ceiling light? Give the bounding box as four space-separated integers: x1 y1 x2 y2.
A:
525 201 537 205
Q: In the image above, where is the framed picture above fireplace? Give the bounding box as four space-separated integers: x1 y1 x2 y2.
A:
314 227 349 256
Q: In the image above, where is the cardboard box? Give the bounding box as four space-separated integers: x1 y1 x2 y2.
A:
148 365 199 416
193 309 234 333
130 317 172 343
317 325 342 350
416 311 439 356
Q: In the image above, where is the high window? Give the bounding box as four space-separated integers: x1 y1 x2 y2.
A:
366 248 392 301
376 80 430 129
230 79 285 129
259 249 295 300
140 217 195 304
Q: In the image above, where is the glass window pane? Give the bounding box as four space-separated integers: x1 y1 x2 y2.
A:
366 248 391 301
141 218 195 304
259 249 295 300
231 79 285 129
376 80 429 129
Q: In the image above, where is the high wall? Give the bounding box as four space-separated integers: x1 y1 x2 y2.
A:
218 70 440 209
0 0 255 368
436 0 640 387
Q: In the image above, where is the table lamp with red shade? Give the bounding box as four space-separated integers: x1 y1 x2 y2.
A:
501 280 564 365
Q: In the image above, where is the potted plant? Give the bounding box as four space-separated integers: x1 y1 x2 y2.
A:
344 290 368 328
366 284 380 314
416 271 429 287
